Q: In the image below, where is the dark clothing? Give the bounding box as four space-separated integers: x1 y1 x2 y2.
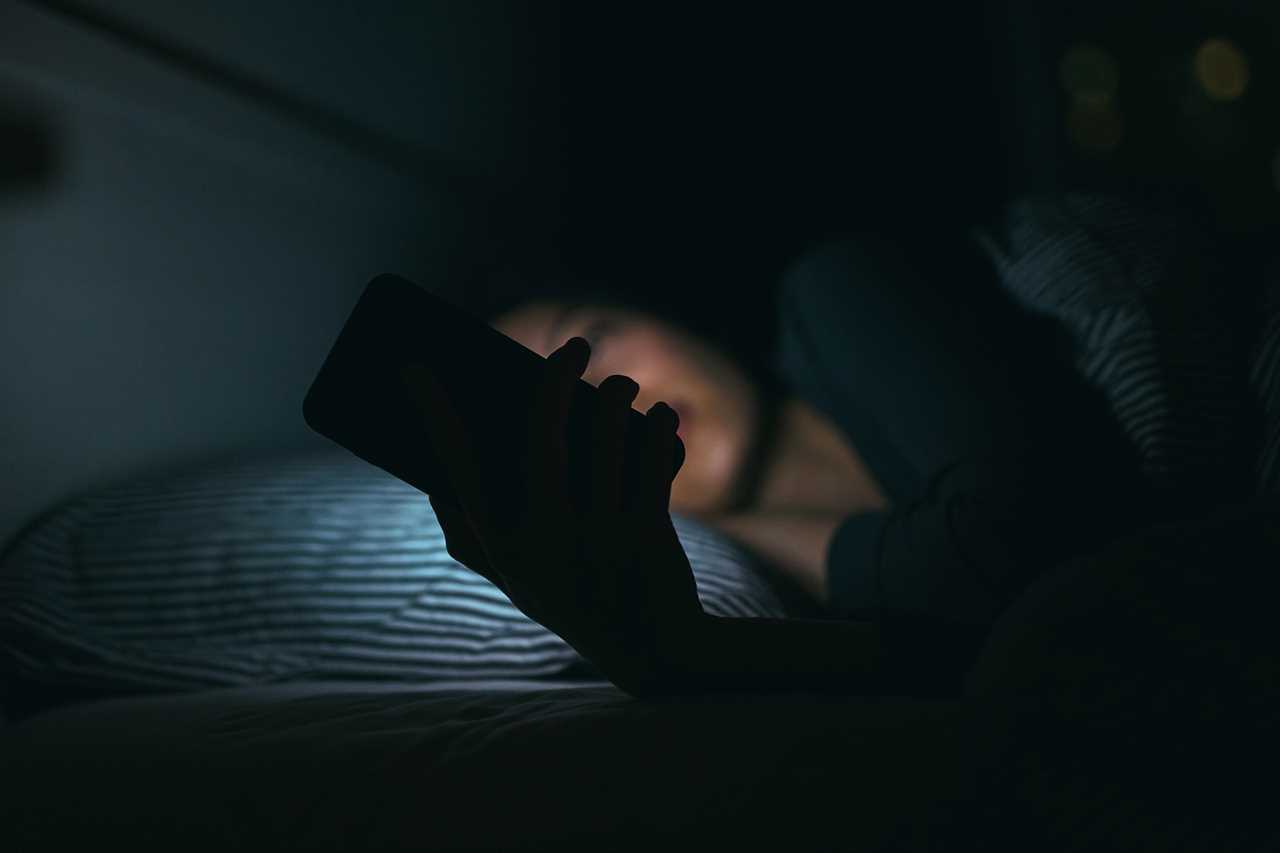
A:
774 227 1157 690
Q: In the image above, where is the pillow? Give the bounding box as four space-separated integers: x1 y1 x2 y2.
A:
0 448 787 702
971 192 1258 502
1249 261 1280 494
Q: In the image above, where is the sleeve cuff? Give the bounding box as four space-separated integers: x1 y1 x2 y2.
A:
825 510 890 618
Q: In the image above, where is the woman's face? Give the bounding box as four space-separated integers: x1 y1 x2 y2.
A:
494 301 761 514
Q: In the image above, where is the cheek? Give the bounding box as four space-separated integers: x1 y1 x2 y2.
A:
669 425 746 513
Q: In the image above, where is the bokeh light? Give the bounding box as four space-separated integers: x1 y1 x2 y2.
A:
1194 38 1249 101
1059 43 1119 107
1068 101 1124 154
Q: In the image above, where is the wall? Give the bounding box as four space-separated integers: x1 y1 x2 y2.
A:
0 1 557 548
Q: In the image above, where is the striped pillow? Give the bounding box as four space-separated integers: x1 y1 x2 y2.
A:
0 448 785 696
972 193 1257 500
1250 263 1280 494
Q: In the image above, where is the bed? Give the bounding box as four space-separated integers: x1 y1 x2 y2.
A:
2 679 977 851
3 445 1279 852
5 195 1280 851
6 5 1279 846
4 671 1278 851
0 447 961 850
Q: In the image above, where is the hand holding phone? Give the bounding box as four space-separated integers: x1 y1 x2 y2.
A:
302 274 685 520
399 336 707 696
302 275 705 694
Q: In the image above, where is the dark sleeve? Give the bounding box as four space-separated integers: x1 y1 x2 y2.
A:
775 231 1145 633
825 457 1103 627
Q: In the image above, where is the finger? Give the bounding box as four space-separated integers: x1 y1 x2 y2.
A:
401 364 496 541
525 337 590 505
640 401 680 515
593 374 640 513
429 495 509 595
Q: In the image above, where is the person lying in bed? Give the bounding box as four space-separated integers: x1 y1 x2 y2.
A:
402 227 1157 699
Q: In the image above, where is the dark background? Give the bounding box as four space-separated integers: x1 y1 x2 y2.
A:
2 0 1278 546
509 1 1279 356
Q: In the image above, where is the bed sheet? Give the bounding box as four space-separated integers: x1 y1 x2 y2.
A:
0 679 972 852
6 677 1272 851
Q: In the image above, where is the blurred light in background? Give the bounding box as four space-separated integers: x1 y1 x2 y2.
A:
1061 43 1123 154
1194 37 1249 101
1048 14 1275 230
1068 100 1124 153
1059 43 1119 106
1180 39 1251 162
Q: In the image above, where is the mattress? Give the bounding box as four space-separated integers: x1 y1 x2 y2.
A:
6 678 1279 852
0 680 973 852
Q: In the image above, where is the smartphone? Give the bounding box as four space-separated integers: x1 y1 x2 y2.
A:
302 274 684 518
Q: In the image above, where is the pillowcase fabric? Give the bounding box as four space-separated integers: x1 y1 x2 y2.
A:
1249 260 1280 494
0 448 787 699
971 192 1260 503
